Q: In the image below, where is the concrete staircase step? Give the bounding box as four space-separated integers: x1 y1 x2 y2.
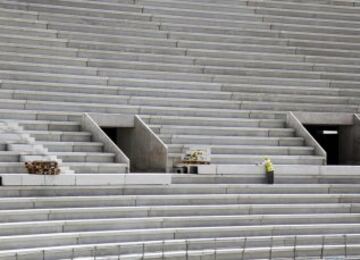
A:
263 13 360 29
207 154 325 165
250 0 360 15
0 6 38 20
49 21 168 39
0 51 87 67
0 34 68 48
0 42 78 57
52 152 115 163
2 183 360 196
63 163 128 174
1 213 359 237
10 120 81 132
25 131 91 142
167 144 314 155
0 1 148 20
1 193 359 210
150 125 295 137
4 79 355 109
68 245 360 260
38 12 159 30
13 0 142 13
141 115 285 128
0 223 360 251
161 135 304 146
0 233 359 260
0 16 47 29
39 142 103 153
255 6 360 22
0 152 20 162
0 202 356 222
0 25 57 38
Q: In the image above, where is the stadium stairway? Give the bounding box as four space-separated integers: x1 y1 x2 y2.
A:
1 0 360 165
0 0 359 259
0 182 360 259
0 113 129 175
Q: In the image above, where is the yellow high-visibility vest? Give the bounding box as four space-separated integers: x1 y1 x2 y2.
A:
265 159 274 173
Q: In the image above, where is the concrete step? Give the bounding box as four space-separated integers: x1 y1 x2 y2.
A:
0 234 359 260
0 1 149 21
0 213 359 237
2 86 358 115
0 109 83 122
52 152 115 163
250 0 360 15
79 48 195 65
0 16 47 29
37 11 159 30
278 175 360 185
159 135 304 146
0 152 19 162
49 21 168 39
62 163 129 174
5 89 245 110
1 183 359 196
0 6 39 20
25 130 91 142
0 51 87 67
69 39 187 56
255 6 360 22
1 193 359 210
141 115 285 128
0 34 68 48
0 222 360 251
0 162 127 174
61 31 174 48
169 153 324 165
0 98 290 120
12 0 142 13
171 173 360 186
0 70 108 85
167 144 314 155
19 0 354 40
87 55 360 75
0 105 284 123
7 83 352 112
3 78 356 108
12 120 81 132
205 154 325 165
0 202 356 222
0 61 97 76
139 0 254 14
4 79 356 103
39 142 103 153
262 13 360 29
0 42 78 58
150 125 295 137
270 0 356 7
0 24 57 38
67 245 360 260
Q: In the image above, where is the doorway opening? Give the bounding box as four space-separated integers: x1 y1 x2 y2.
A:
305 125 339 165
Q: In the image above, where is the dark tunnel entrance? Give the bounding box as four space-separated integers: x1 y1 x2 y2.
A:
305 125 339 165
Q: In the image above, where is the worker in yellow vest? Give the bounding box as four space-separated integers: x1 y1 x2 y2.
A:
260 158 274 184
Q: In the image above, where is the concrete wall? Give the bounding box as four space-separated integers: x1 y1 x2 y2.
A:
293 112 353 126
287 112 327 164
293 112 360 165
339 114 360 165
116 116 168 172
87 113 134 127
81 113 130 171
